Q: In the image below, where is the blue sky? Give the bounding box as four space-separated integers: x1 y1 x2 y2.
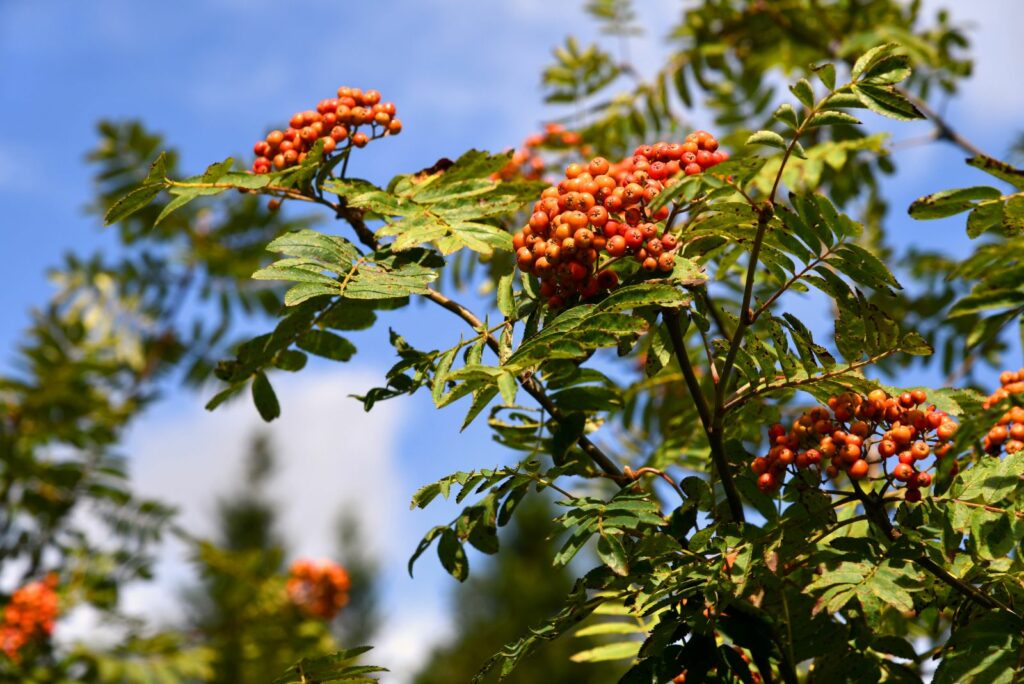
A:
3 0 1024 680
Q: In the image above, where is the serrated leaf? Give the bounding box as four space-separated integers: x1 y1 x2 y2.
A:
852 83 924 121
806 111 862 128
908 187 1002 220
596 533 629 576
851 43 899 80
861 54 912 85
746 130 787 150
790 78 815 108
596 282 692 312
105 183 164 225
813 62 837 90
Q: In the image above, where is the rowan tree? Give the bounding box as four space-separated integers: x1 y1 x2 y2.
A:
5 0 1024 682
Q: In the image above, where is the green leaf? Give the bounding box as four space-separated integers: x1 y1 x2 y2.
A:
438 529 469 582
274 648 387 684
596 533 629 576
496 272 515 318
860 55 912 85
333 150 533 257
104 152 168 225
966 201 1004 238
774 103 800 129
805 559 922 616
967 155 1024 191
504 306 649 371
273 349 308 372
934 614 1023 684
296 330 356 361
908 187 1002 220
851 43 899 80
1003 195 1024 233
596 282 693 312
806 111 862 128
497 372 518 405
813 62 837 90
105 183 164 225
746 130 787 150
852 83 924 121
948 289 1024 318
266 229 360 265
670 254 709 286
251 372 281 422
570 641 640 663
790 78 815 108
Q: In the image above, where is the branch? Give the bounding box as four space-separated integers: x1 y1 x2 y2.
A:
662 308 745 523
716 206 772 399
334 208 625 483
661 309 713 432
425 288 625 482
631 467 686 502
898 88 985 158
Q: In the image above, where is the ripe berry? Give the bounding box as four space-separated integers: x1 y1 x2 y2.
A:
893 463 914 482
848 459 869 480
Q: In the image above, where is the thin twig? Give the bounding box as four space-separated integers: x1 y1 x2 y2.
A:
632 467 686 502
750 244 838 323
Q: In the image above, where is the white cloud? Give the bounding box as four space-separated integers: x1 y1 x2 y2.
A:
374 604 454 683
127 366 405 560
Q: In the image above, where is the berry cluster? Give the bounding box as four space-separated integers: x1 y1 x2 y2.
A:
286 559 351 620
493 122 588 182
251 87 401 174
512 132 727 308
754 390 958 502
1 574 58 662
982 369 1024 455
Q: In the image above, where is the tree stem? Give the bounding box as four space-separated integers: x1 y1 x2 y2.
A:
662 308 745 523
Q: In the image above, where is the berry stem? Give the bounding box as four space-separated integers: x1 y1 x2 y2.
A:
631 467 686 502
